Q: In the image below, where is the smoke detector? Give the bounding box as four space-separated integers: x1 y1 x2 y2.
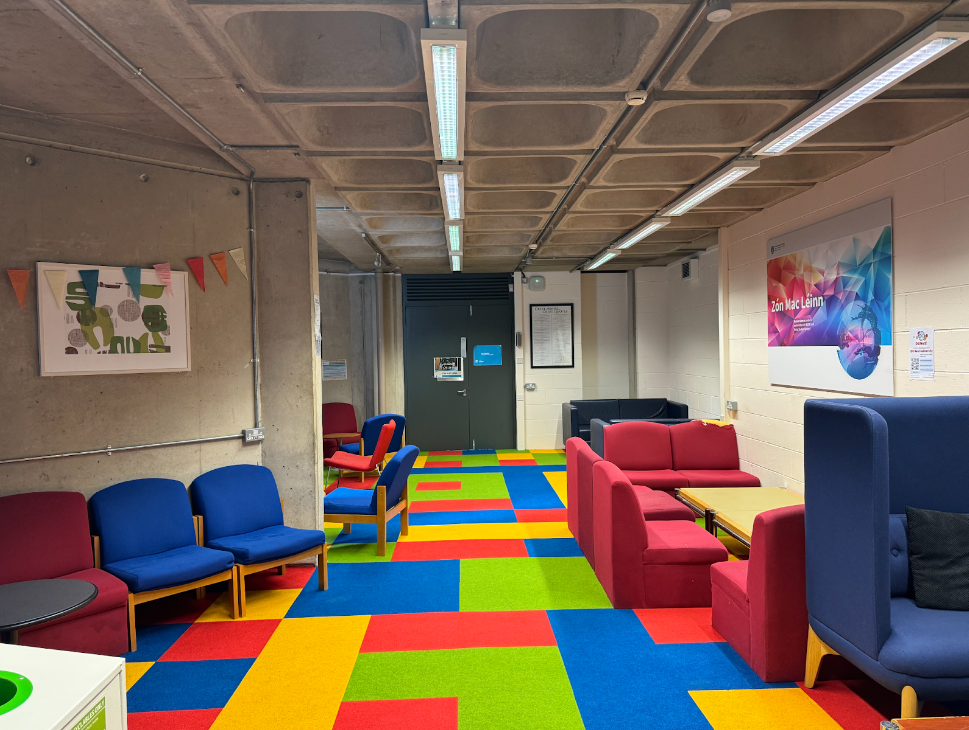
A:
625 90 648 106
707 0 732 22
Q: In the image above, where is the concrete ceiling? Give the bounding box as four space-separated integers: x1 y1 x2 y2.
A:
3 0 969 273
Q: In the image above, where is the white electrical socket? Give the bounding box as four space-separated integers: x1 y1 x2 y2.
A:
516 357 523 364
517 394 524 401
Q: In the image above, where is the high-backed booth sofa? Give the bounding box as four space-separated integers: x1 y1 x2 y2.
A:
804 396 969 717
563 398 689 444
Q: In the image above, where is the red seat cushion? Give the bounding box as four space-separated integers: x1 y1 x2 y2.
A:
711 560 750 614
670 420 741 470
624 469 689 491
21 568 129 634
677 470 761 488
603 421 673 471
643 521 729 565
324 452 371 470
635 490 696 521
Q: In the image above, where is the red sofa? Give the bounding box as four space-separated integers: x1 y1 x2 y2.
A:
599 420 760 492
711 504 807 682
567 437 695 568
0 491 129 655
592 461 728 608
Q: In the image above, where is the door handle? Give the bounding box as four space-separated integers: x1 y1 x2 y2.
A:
457 389 467 396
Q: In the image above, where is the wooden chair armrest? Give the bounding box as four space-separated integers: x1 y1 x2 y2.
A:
323 432 360 440
92 535 101 570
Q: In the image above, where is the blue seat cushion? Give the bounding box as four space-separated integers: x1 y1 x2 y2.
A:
339 443 361 455
103 545 234 593
879 597 969 677
324 487 375 516
208 525 326 565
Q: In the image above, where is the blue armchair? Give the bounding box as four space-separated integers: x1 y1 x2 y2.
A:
190 465 328 617
804 396 969 719
339 413 406 466
89 478 238 651
324 445 419 556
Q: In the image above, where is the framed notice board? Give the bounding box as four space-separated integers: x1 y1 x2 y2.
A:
530 303 574 368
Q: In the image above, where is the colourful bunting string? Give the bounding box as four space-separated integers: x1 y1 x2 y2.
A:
153 263 173 297
122 267 142 302
187 257 205 291
229 248 248 281
78 269 100 308
7 270 29 310
44 269 67 309
210 252 229 285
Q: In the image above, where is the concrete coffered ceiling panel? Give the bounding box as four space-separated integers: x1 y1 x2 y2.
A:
465 215 544 231
665 210 752 228
465 156 583 187
466 233 533 248
745 151 888 185
341 191 442 214
363 216 444 232
696 185 813 210
802 99 969 148
312 157 437 188
466 190 560 212
547 231 622 246
281 104 432 151
376 233 447 248
558 213 646 231
593 152 735 186
466 102 624 151
573 188 682 212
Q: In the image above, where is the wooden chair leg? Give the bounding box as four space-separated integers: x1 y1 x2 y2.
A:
277 565 286 576
342 523 352 534
377 485 387 557
127 593 137 652
318 546 328 590
400 486 409 536
195 587 206 600
901 686 921 719
804 625 838 688
235 566 245 619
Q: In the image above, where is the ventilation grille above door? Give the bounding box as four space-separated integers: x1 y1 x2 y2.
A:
404 274 513 302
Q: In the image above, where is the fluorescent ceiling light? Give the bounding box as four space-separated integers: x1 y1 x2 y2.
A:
753 18 969 156
586 251 619 271
614 217 671 250
421 29 467 161
451 254 462 272
447 223 463 253
438 164 464 221
662 160 759 217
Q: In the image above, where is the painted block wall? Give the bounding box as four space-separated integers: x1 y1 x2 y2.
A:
581 272 629 400
724 115 969 494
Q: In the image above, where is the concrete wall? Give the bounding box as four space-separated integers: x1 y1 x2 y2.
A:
723 115 969 494
634 267 669 398
580 273 629 400
0 138 260 497
377 272 405 416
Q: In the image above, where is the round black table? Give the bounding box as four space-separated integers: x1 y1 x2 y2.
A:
0 579 98 645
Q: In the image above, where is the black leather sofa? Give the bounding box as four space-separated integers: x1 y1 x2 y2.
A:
562 398 690 444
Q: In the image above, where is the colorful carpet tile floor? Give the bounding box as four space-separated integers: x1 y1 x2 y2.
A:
124 449 957 729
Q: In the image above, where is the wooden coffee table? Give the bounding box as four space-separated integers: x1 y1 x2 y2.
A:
675 487 804 547
887 719 969 729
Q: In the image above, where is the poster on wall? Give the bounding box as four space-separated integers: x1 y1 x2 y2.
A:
37 262 191 376
530 303 574 368
766 199 893 396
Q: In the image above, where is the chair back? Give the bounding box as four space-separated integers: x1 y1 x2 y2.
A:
571 400 620 429
361 414 405 455
0 491 93 584
591 460 649 607
618 398 669 420
371 445 419 511
363 421 397 471
190 464 285 542
89 478 198 566
323 402 358 435
603 421 673 471
669 420 740 470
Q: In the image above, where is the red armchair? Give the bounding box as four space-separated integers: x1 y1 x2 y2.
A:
0 491 129 656
710 504 807 682
324 420 395 485
566 437 581 543
602 421 689 492
592 461 727 608
669 420 760 488
323 402 360 459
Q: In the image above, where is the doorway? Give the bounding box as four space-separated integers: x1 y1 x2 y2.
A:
402 274 516 451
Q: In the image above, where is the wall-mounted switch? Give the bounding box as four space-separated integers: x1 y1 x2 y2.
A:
524 383 537 391
725 401 738 411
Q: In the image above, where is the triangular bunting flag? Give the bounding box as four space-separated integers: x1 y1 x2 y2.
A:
229 248 248 281
153 263 173 297
7 270 29 310
122 267 142 302
187 257 205 292
44 269 67 309
210 252 229 285
78 269 100 308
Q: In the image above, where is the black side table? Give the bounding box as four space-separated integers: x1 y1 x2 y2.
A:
0 579 98 644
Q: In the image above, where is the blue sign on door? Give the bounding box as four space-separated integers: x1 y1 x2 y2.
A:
473 345 502 366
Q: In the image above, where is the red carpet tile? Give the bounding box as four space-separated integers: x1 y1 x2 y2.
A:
499 459 537 466
799 681 889 730
634 608 724 644
361 611 556 652
416 480 462 491
325 476 378 494
515 508 568 522
409 498 513 513
334 698 458 730
159 619 281 661
128 709 221 730
428 451 463 456
391 538 528 561
244 564 315 591
134 593 217 626
424 461 462 468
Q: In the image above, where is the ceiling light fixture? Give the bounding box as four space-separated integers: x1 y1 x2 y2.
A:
586 251 619 271
613 217 671 250
438 164 464 221
661 159 759 217
451 254 462 272
421 29 467 161
752 18 969 156
447 223 464 253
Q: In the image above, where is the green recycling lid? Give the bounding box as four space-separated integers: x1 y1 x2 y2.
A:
0 670 32 716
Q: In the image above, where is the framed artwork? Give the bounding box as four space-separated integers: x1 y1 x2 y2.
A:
37 262 191 376
530 303 574 368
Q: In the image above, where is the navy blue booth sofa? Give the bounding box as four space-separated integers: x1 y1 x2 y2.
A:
562 398 690 445
804 396 969 717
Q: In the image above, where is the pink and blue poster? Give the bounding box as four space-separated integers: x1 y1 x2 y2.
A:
766 199 894 396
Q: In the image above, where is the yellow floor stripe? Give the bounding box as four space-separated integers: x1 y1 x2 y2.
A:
212 616 369 730
690 689 843 730
414 455 427 468
125 662 153 690
398 522 572 542
531 449 565 454
545 471 567 507
196 589 302 622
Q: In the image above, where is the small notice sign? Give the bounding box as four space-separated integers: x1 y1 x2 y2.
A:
434 356 464 380
473 345 502 366
71 698 106 730
909 327 934 381
322 360 348 380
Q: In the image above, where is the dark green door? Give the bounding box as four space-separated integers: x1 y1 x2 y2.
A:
467 303 516 450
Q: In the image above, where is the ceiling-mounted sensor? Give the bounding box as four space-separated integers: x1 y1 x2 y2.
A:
707 0 732 22
624 90 647 106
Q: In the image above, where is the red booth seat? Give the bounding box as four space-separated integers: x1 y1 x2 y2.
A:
592 461 728 608
710 504 807 682
0 491 129 656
